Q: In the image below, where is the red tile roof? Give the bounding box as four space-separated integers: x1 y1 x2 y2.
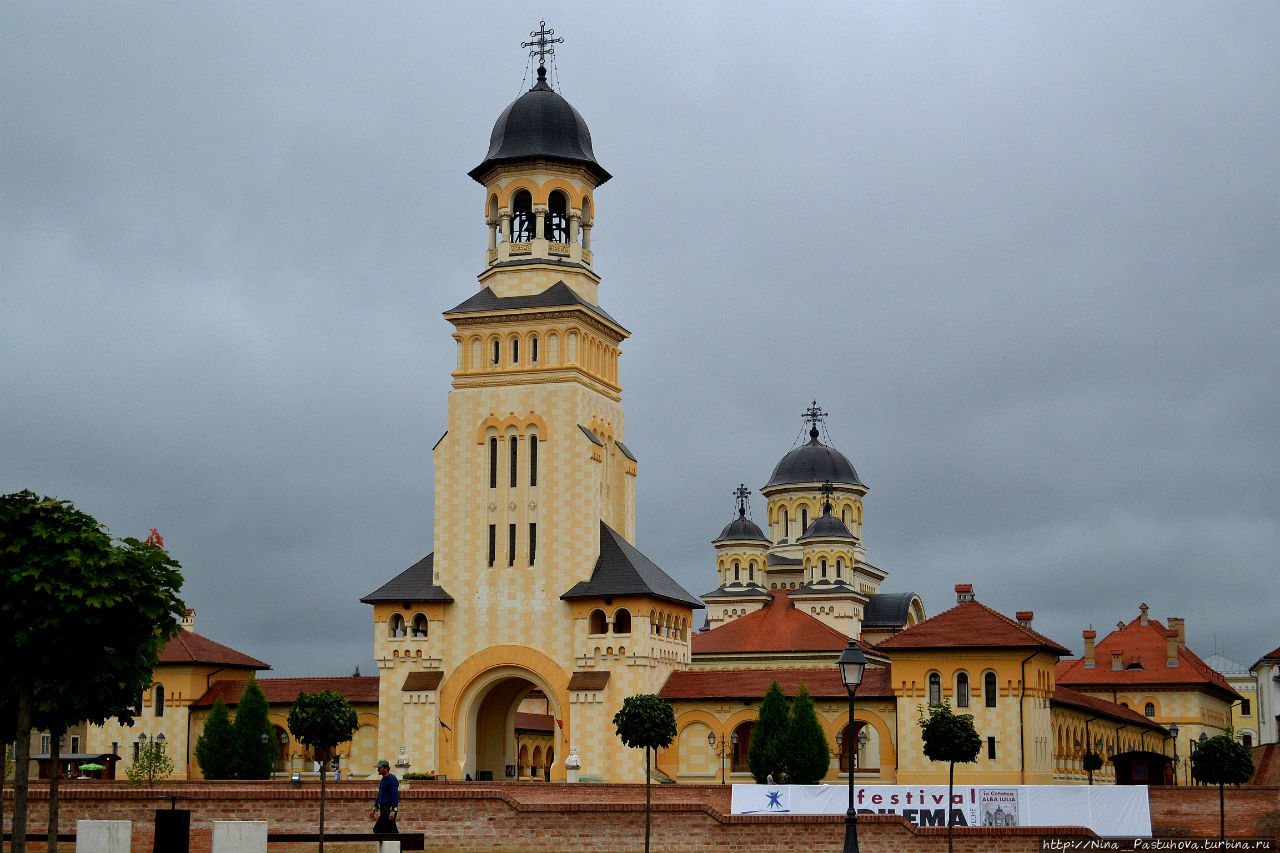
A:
692 590 851 655
1052 685 1168 731
1055 614 1239 701
1254 646 1280 668
660 666 893 701
157 630 269 670
192 676 380 708
874 600 1071 655
515 712 554 732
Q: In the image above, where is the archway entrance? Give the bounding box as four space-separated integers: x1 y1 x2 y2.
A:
458 669 561 782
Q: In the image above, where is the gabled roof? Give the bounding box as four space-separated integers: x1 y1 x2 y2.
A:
157 630 269 670
560 521 702 608
192 676 380 708
692 590 853 655
875 600 1071 655
1253 646 1280 671
360 553 453 604
660 666 893 702
1052 685 1168 732
1056 613 1238 700
444 281 626 331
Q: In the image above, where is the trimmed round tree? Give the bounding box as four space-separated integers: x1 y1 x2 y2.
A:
918 701 982 853
1191 732 1256 839
288 690 359 853
613 694 677 853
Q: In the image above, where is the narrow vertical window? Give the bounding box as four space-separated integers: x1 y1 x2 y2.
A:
508 523 516 566
821 558 827 579
489 437 498 489
985 672 998 707
928 672 941 706
531 336 539 363
733 561 740 581
780 509 789 540
801 507 808 532
488 524 496 566
987 737 996 760
492 339 501 365
529 436 538 486
509 436 518 487
154 685 165 717
529 523 537 564
836 558 842 578
511 338 519 364
748 561 755 582
957 672 970 708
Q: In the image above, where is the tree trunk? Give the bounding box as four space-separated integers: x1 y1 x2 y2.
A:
644 745 652 853
48 725 63 853
947 760 955 853
14 686 33 853
318 748 328 853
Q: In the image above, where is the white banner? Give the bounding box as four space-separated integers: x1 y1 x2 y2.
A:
730 784 1150 837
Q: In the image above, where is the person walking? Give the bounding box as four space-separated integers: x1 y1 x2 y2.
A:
370 759 399 834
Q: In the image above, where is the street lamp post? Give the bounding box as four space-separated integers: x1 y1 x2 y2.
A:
1168 723 1179 786
707 730 738 785
838 640 867 853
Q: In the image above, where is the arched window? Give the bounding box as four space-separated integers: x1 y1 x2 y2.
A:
985 672 998 707
733 561 740 581
928 672 942 706
748 561 755 582
835 558 842 579
821 558 828 579
588 609 607 635
509 436 518 487
489 437 498 489
612 608 631 634
546 191 569 242
388 614 406 638
956 672 970 708
529 435 538 487
511 337 520 364
1144 702 1155 717
530 335 539 364
780 509 789 540
154 684 165 717
411 614 428 638
801 507 809 532
511 189 534 242
491 339 501 366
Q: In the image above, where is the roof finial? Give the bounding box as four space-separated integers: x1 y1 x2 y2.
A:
733 484 751 517
802 400 827 441
820 480 834 515
522 21 563 73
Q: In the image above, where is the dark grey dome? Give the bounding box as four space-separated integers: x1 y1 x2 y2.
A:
468 67 610 185
763 428 864 489
713 512 769 544
799 512 854 541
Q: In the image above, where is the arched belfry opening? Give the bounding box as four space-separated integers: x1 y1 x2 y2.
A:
455 667 562 782
546 191 569 243
510 189 535 242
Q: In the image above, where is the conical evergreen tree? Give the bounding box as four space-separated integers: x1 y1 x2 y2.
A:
194 699 237 779
747 681 789 783
784 684 831 784
230 679 275 779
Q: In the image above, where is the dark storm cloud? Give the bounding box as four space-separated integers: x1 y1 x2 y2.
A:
3 3 1277 675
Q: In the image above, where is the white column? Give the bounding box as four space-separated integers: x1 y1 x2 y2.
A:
211 821 268 853
76 820 131 853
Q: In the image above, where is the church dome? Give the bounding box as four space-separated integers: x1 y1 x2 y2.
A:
468 66 611 185
713 513 769 544
763 427 864 489
799 512 854 541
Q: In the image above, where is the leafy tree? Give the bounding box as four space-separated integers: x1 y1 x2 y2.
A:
748 681 789 783
126 740 175 786
231 679 275 779
1191 731 1255 839
918 701 982 853
1 492 185 853
784 684 830 784
195 699 237 779
288 691 359 853
613 694 677 853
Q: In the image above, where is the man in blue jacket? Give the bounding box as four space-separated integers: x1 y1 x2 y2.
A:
370 759 399 833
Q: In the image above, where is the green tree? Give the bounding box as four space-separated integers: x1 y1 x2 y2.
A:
1 492 185 853
1191 731 1255 839
231 679 275 779
613 694 677 853
747 681 789 783
918 701 982 853
126 740 175 786
288 691 359 853
194 699 237 779
784 684 831 784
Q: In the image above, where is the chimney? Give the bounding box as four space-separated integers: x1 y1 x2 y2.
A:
1083 630 1097 668
1016 611 1034 628
1168 617 1186 646
1111 651 1124 671
1139 603 1149 626
955 583 975 603
181 609 195 631
1166 629 1179 667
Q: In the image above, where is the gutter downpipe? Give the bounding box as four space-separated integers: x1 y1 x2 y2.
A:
1019 651 1036 784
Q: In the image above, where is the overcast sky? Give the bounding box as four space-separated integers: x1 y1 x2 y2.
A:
4 3 1278 679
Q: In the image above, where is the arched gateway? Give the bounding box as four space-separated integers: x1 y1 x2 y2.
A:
361 30 699 783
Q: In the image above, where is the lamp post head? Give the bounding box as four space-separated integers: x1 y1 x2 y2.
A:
731 731 739 745
1168 723 1178 739
858 728 869 748
707 731 716 749
838 640 866 692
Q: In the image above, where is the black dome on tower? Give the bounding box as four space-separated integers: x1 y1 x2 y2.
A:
469 66 611 185
763 427 864 489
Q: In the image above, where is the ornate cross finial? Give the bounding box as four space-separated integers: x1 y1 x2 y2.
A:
734 484 751 517
803 400 827 438
522 21 563 68
820 480 834 514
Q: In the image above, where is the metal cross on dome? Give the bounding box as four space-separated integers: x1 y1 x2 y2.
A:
733 484 751 517
820 480 835 513
522 21 563 67
802 400 827 431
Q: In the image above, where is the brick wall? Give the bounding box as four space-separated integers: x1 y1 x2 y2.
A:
6 782 1276 852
